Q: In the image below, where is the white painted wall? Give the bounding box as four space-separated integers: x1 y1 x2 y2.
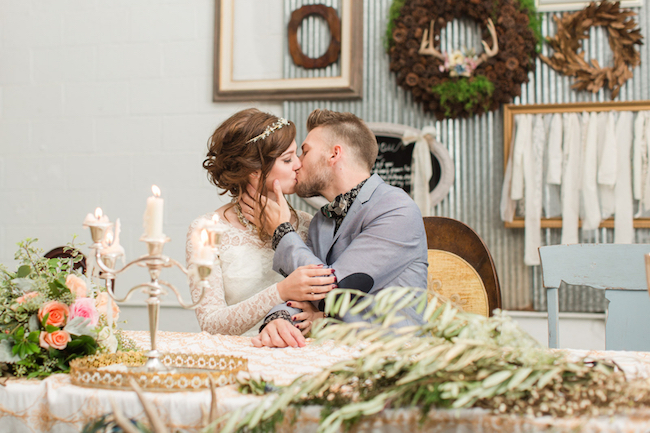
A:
0 0 281 329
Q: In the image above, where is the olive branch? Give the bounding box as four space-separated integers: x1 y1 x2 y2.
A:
214 287 650 433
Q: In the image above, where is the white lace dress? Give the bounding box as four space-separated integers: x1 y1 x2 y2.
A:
185 210 312 336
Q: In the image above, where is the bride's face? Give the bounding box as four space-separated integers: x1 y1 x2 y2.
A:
265 140 301 195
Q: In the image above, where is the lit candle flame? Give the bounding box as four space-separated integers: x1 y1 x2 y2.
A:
105 231 114 246
200 229 208 245
151 185 161 197
95 207 103 219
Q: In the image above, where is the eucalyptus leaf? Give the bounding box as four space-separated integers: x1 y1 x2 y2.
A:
28 314 40 333
0 340 21 363
64 316 95 336
11 278 35 292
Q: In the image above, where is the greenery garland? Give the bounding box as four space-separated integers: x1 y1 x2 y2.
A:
217 287 650 433
386 0 540 120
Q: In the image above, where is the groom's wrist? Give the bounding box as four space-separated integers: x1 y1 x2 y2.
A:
271 222 295 250
259 310 292 332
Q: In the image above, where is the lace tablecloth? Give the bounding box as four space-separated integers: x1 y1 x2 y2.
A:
1 331 650 433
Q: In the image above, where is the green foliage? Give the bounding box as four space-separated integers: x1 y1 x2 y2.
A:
517 0 543 52
384 0 407 51
431 75 495 117
0 238 130 379
81 414 151 433
218 287 650 433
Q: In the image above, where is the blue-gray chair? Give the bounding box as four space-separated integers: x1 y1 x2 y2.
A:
539 243 650 351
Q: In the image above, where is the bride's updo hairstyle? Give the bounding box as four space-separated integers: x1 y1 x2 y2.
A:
203 108 297 237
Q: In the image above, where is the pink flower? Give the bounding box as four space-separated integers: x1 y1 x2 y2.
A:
69 298 99 326
16 291 39 304
95 292 120 321
39 330 71 350
38 301 70 327
66 274 87 298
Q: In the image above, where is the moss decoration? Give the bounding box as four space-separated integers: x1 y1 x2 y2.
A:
386 0 539 120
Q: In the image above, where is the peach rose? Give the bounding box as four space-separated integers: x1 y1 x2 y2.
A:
95 292 120 321
66 274 87 298
16 291 39 304
69 298 99 326
39 330 71 350
38 301 70 327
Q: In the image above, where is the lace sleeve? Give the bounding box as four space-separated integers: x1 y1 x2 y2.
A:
185 215 283 335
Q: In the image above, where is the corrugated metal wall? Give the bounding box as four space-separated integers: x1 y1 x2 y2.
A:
282 0 650 312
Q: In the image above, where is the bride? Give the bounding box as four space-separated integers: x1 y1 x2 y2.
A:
186 109 336 337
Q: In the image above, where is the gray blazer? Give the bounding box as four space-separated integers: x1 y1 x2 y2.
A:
267 174 428 326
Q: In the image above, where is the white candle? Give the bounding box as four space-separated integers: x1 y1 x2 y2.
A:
83 207 110 227
102 219 126 258
198 229 214 263
143 185 164 239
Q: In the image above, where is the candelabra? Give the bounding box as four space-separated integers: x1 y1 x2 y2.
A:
85 218 223 373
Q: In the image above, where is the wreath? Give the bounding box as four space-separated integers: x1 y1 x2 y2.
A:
540 1 643 99
386 0 540 120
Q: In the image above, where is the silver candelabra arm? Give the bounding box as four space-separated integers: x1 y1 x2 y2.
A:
86 220 217 373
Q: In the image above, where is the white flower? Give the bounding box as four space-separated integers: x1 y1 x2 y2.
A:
97 327 118 353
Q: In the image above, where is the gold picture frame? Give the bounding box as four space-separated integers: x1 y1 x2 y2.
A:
503 100 650 229
213 0 363 101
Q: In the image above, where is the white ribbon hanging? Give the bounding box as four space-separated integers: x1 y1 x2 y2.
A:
524 114 545 266
598 111 617 219
511 114 533 201
561 113 582 245
643 112 650 212
614 111 634 244
581 112 601 231
403 126 437 216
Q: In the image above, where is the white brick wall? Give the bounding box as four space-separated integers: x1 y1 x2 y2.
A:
0 0 282 332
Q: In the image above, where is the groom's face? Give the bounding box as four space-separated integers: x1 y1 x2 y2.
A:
295 126 333 198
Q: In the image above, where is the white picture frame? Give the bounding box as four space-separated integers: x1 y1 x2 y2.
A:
213 0 363 101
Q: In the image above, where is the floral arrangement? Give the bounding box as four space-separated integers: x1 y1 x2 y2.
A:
0 239 132 378
439 48 480 78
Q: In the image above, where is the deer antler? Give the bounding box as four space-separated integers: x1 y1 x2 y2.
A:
474 18 499 68
419 20 445 60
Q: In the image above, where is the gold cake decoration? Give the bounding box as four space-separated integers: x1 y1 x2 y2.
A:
70 351 248 392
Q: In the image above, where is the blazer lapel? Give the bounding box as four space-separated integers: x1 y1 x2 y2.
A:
327 174 383 255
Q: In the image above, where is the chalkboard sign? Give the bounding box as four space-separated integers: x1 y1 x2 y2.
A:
372 135 441 195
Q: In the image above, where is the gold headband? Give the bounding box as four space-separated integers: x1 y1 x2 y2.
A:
246 118 290 144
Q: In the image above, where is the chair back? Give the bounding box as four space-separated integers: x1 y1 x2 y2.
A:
44 246 87 275
423 217 501 316
539 243 650 350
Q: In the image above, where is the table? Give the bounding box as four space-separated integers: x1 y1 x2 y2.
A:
1 331 650 432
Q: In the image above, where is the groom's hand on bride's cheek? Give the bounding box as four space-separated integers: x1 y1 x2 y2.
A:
252 319 306 348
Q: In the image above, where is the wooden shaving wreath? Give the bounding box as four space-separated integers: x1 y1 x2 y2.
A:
386 0 540 120
540 1 643 99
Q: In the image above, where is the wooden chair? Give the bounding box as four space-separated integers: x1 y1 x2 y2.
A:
44 246 87 275
423 217 502 317
539 243 650 351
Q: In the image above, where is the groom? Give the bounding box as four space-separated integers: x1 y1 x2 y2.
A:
245 109 428 348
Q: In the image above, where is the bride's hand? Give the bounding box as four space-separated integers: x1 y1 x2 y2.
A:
241 180 291 235
287 301 325 336
277 265 337 302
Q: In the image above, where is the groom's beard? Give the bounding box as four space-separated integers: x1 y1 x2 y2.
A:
295 156 332 198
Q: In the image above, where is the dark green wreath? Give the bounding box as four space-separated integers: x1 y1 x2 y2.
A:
386 0 541 120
